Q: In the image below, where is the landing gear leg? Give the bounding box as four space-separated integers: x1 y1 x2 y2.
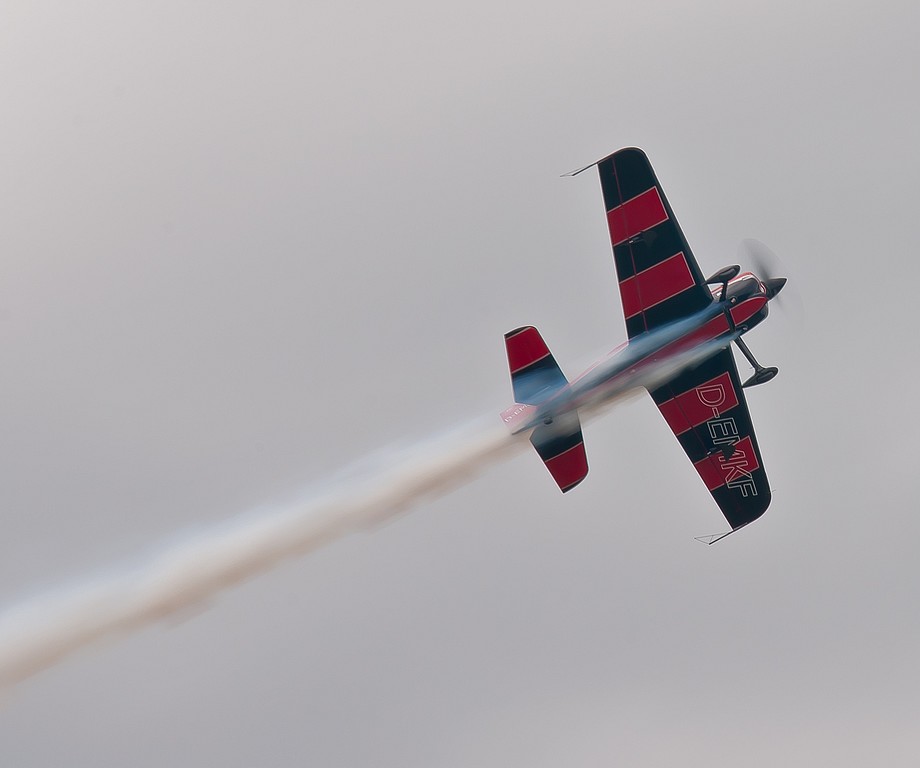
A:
735 338 778 388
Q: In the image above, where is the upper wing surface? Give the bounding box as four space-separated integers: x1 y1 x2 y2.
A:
597 148 713 338
649 348 771 530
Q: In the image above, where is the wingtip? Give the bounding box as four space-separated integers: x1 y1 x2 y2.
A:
561 147 651 177
560 161 598 177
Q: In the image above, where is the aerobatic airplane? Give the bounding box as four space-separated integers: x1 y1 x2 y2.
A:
500 147 786 540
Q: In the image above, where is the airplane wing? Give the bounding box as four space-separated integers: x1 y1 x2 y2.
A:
590 147 772 528
649 348 771 530
597 148 714 338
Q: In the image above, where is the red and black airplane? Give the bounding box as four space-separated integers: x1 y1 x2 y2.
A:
500 147 785 538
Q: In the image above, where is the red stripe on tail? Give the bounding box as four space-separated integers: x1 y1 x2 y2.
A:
544 442 589 492
505 327 551 375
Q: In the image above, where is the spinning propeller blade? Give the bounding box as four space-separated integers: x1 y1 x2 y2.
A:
738 239 804 324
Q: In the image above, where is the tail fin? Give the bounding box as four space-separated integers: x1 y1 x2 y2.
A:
503 326 589 492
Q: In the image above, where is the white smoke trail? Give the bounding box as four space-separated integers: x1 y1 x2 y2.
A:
0 334 731 690
0 421 528 688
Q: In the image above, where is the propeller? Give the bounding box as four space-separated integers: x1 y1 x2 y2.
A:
738 238 804 322
743 238 782 283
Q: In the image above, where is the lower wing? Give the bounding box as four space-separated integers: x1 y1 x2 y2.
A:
649 348 771 530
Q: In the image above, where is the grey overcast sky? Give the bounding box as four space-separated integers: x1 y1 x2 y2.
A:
1 1 919 765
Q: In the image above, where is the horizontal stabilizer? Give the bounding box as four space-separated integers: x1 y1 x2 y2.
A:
504 326 568 405
502 325 589 492
530 411 588 493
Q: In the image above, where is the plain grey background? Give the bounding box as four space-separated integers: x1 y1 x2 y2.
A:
1 1 919 765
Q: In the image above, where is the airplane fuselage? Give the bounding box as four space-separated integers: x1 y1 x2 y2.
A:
503 272 771 433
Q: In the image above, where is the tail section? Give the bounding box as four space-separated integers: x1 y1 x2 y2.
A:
531 413 589 492
504 326 569 404
503 326 589 493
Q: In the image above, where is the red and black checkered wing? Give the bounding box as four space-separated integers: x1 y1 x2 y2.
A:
649 348 771 530
597 148 713 338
